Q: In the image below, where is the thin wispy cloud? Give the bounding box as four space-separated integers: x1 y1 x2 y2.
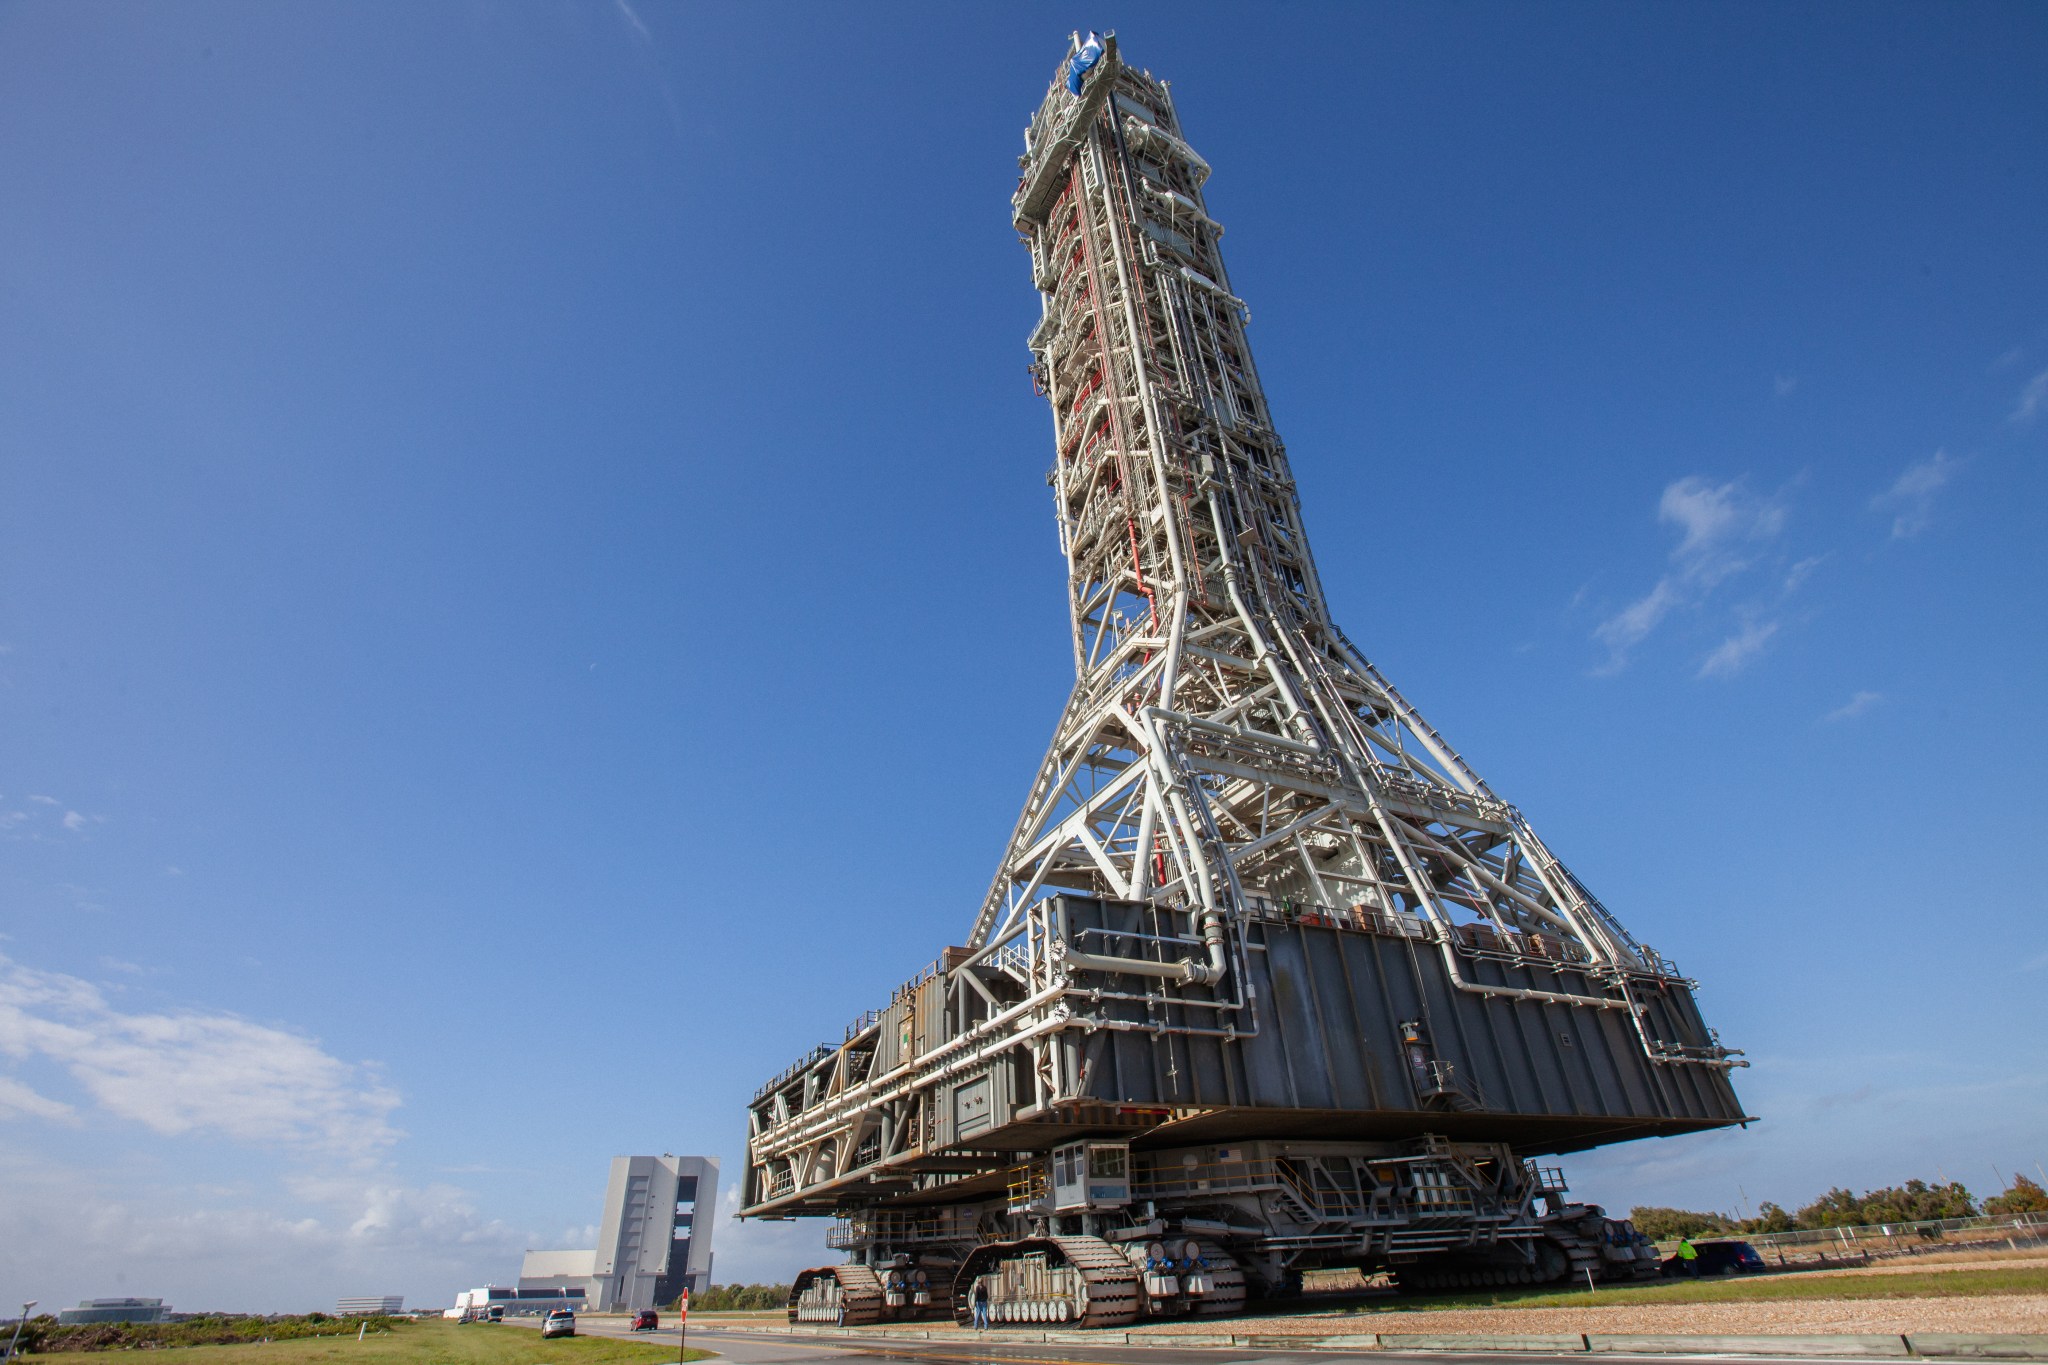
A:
2 797 101 843
1698 618 1779 679
610 0 684 141
2012 367 2048 424
0 1074 77 1123
1824 690 1883 723
1593 476 1791 674
1774 374 1798 397
612 0 652 46
0 956 400 1159
1871 450 1963 539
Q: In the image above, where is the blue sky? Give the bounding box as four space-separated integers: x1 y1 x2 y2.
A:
3 0 2045 1312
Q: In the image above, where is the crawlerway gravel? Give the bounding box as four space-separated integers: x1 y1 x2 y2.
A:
1125 1295 2048 1335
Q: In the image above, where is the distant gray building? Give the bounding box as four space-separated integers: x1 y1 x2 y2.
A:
58 1300 166 1326
334 1297 403 1316
512 1154 718 1313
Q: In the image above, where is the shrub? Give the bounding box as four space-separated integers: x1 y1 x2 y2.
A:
28 1314 405 1353
1985 1175 2048 1216
683 1284 790 1312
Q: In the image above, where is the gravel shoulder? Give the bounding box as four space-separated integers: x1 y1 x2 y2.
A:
1126 1294 2048 1336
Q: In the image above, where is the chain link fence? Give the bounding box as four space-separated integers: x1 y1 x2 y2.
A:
1664 1210 2048 1268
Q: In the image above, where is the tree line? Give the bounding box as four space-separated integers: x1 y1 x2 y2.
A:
681 1283 790 1311
1631 1173 2048 1242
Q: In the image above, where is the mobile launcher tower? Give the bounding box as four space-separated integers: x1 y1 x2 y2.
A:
742 34 1749 1329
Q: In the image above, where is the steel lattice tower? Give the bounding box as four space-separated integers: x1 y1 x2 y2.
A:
742 36 1745 1325
984 38 1688 1015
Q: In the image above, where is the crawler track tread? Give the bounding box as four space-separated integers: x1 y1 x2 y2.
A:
1051 1235 1140 1329
1189 1239 1246 1317
789 1264 884 1326
952 1235 1139 1330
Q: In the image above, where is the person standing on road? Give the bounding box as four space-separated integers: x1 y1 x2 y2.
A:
1676 1237 1699 1277
971 1277 990 1330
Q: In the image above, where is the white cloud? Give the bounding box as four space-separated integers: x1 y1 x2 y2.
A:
0 956 400 1158
0 1154 527 1313
27 794 59 806
1825 690 1883 723
1871 449 1962 539
707 1182 829 1286
1783 555 1824 593
2013 367 2048 424
1592 579 1681 667
62 810 87 832
0 959 551 1310
1698 619 1780 678
0 1074 77 1123
1593 476 1790 673
613 0 652 45
1774 374 1798 397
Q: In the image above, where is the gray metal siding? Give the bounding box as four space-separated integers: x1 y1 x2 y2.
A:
1057 898 1742 1137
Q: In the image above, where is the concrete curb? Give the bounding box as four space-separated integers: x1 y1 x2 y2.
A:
1376 1334 1589 1353
708 1324 2048 1359
1908 1340 2048 1362
1585 1336 1909 1357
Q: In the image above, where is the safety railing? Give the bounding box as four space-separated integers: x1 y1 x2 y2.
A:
1132 1157 1398 1222
1004 1161 1049 1213
751 1043 833 1104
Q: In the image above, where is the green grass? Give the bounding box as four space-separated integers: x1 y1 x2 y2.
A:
683 1312 784 1321
1336 1264 2048 1313
26 1320 715 1364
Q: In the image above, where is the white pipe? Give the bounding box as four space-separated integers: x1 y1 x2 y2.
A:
1140 705 1321 757
1365 800 1632 1013
1121 117 1210 181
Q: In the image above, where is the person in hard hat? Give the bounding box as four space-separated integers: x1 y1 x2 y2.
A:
1676 1237 1700 1277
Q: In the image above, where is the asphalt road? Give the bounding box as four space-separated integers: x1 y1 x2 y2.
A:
548 1317 1916 1365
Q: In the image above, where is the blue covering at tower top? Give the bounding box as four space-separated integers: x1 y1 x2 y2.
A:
1068 32 1104 95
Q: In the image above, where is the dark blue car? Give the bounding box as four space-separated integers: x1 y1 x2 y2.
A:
1662 1239 1767 1277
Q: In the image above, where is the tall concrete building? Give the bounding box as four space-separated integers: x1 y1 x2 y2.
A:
594 1154 717 1310
515 1154 718 1313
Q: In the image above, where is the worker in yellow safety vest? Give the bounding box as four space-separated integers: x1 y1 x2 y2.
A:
1676 1237 1700 1276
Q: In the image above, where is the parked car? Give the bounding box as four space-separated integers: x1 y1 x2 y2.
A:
1661 1239 1766 1277
629 1310 659 1331
483 1306 504 1323
540 1310 576 1339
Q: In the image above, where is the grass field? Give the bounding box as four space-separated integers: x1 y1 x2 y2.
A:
26 1320 714 1364
682 1313 784 1322
1336 1264 2048 1313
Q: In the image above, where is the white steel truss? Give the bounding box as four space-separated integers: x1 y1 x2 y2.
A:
976 36 1659 996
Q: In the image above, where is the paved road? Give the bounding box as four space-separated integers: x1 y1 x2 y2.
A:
550 1317 1914 1365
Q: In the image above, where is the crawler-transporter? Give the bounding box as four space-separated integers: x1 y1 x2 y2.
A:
743 35 1749 1329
